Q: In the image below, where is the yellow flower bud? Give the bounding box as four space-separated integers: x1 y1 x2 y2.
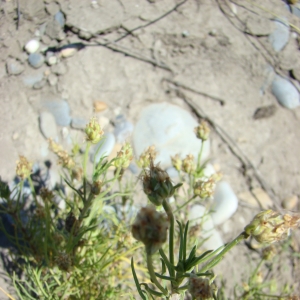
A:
85 117 104 144
136 145 157 168
194 120 210 141
16 156 32 180
171 154 182 171
113 143 133 169
182 154 196 174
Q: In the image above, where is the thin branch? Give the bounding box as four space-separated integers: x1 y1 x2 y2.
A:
163 78 226 105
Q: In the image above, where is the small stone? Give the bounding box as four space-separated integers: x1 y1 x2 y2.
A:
51 63 67 75
41 95 71 126
114 115 134 143
54 11 65 27
71 117 88 130
45 2 60 15
211 181 238 226
39 111 59 141
182 30 190 37
282 195 298 210
22 70 44 87
292 58 300 81
253 104 277 120
79 30 92 40
189 204 223 250
269 18 290 52
93 101 108 112
6 58 24 75
48 73 58 86
41 34 52 45
12 132 19 140
59 48 77 58
252 188 273 209
98 116 109 129
271 75 300 109
45 19 63 40
28 53 45 69
24 39 40 54
90 133 116 164
47 56 57 65
33 79 46 89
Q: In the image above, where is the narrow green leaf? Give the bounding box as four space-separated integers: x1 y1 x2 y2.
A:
131 258 147 300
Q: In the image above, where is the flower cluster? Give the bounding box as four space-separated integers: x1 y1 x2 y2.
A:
244 210 300 244
142 158 180 206
194 120 210 141
136 145 157 168
193 173 221 198
182 154 196 174
16 156 32 180
85 117 104 144
131 205 169 255
113 143 133 169
48 139 75 169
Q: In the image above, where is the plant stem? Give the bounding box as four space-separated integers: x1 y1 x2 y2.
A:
200 231 250 273
83 142 91 201
197 140 204 170
147 254 168 296
174 195 197 213
162 199 175 278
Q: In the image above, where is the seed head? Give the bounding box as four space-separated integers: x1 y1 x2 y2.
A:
55 252 72 271
194 120 210 141
16 156 32 180
113 143 133 169
48 139 75 169
137 145 157 168
244 210 300 244
131 205 169 255
171 154 182 171
189 275 215 300
85 117 104 144
40 187 54 202
262 245 277 261
142 158 181 206
182 154 196 174
91 180 102 195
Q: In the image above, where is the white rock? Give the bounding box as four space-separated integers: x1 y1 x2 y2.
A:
269 18 289 52
271 75 300 109
39 111 59 141
25 39 40 54
133 102 210 169
189 204 223 250
211 181 238 226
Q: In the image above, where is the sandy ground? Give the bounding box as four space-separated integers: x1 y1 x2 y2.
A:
0 0 300 299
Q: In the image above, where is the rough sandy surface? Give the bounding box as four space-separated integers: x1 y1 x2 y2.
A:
0 0 300 298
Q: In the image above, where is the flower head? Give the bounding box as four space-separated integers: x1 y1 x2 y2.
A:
189 275 215 300
182 154 196 174
171 154 182 171
48 139 75 169
142 158 181 206
193 173 221 198
131 205 169 255
85 117 104 144
113 143 133 169
194 120 210 141
16 156 32 180
136 145 157 168
244 210 300 244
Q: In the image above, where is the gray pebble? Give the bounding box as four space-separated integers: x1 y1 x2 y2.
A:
33 79 46 89
45 19 64 40
71 117 88 130
51 62 67 75
90 133 115 164
291 5 300 18
54 11 65 27
28 53 45 69
269 18 289 52
114 115 134 143
41 95 71 126
271 75 300 109
47 73 58 86
45 2 60 15
6 58 24 75
39 111 59 141
22 70 44 87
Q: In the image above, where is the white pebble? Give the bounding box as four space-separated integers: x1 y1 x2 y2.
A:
211 181 238 226
25 39 40 54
